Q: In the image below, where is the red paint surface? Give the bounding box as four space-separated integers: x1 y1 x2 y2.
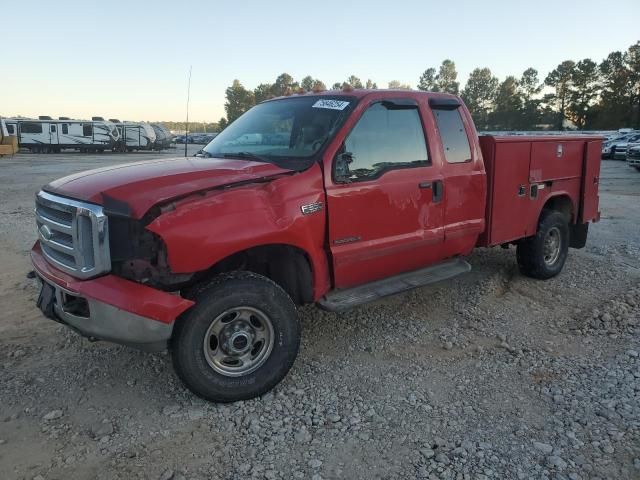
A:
146 163 332 300
31 243 194 323
479 135 602 246
45 156 291 219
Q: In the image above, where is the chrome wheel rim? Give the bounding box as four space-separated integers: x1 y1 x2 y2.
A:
203 306 274 377
543 227 562 266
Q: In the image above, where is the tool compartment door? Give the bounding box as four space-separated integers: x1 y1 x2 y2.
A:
485 141 533 245
580 140 601 223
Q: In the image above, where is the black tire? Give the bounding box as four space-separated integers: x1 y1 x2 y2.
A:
516 210 569 279
171 271 300 402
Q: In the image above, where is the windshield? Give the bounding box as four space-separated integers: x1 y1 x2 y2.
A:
203 95 355 170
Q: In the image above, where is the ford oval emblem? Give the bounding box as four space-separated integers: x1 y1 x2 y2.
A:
39 224 53 241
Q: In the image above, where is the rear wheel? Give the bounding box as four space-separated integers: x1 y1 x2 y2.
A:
517 210 569 279
172 272 300 402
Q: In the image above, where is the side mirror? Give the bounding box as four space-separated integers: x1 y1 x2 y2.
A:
334 151 354 183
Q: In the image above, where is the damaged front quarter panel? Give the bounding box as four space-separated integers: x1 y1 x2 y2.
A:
143 163 332 300
109 216 194 290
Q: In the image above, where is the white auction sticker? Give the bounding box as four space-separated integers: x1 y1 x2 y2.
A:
312 99 350 110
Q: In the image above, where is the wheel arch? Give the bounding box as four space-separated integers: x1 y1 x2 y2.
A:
539 193 576 224
188 243 315 306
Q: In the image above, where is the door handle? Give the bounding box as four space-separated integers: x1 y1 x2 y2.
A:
432 180 444 203
418 182 432 189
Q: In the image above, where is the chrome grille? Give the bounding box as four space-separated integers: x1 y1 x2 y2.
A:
35 191 111 279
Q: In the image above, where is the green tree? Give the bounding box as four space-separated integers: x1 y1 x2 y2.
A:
518 68 543 129
299 76 326 91
388 80 411 89
461 68 498 129
217 117 228 131
417 67 437 91
598 51 630 127
436 60 460 94
254 83 273 103
489 76 521 129
567 59 600 128
312 80 327 91
224 79 255 124
271 73 298 96
346 75 364 88
331 82 342 90
300 76 315 91
365 79 378 89
545 60 576 129
596 42 640 129
629 41 640 128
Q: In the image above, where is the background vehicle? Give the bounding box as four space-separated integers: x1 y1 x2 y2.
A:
189 133 218 144
610 133 640 159
113 121 156 152
7 117 119 153
627 144 640 171
150 123 173 150
30 90 602 403
0 117 18 156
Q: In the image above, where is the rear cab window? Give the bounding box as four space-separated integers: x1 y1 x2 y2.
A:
432 106 471 164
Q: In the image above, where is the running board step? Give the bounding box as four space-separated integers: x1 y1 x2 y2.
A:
318 258 471 312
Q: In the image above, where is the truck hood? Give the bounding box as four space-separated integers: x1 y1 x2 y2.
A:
44 156 292 219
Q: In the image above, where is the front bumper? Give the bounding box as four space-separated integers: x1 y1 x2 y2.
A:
627 156 640 167
31 242 194 351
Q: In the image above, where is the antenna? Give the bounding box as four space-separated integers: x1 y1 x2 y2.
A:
184 65 192 158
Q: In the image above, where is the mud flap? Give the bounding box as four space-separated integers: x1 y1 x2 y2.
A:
569 223 588 249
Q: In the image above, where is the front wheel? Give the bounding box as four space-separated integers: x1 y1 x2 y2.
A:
171 272 300 403
516 210 569 279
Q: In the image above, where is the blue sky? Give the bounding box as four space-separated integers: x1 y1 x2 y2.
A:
3 0 639 122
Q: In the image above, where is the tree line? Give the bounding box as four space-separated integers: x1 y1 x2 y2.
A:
201 40 640 132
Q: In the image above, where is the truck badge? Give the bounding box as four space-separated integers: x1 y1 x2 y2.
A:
301 202 323 215
39 224 53 241
556 144 563 157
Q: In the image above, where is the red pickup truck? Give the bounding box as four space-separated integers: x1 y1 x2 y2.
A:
31 89 601 402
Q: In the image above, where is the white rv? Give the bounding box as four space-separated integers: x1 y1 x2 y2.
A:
150 123 172 150
7 116 120 153
111 120 156 152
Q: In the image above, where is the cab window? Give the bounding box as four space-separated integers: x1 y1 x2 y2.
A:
337 102 428 182
432 108 471 164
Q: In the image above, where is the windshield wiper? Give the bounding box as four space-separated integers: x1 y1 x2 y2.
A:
222 151 272 163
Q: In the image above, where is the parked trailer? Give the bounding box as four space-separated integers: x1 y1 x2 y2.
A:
0 117 18 156
150 123 172 150
6 117 120 153
111 121 156 152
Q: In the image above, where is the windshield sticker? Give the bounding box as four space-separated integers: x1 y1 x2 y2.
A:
312 99 350 110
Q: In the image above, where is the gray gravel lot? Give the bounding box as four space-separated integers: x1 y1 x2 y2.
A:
0 151 639 480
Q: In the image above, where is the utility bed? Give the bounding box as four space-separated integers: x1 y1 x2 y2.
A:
477 135 602 247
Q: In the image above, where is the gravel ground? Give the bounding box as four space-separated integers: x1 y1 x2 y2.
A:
0 152 639 480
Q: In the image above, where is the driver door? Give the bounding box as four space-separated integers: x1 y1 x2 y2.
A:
325 99 446 289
